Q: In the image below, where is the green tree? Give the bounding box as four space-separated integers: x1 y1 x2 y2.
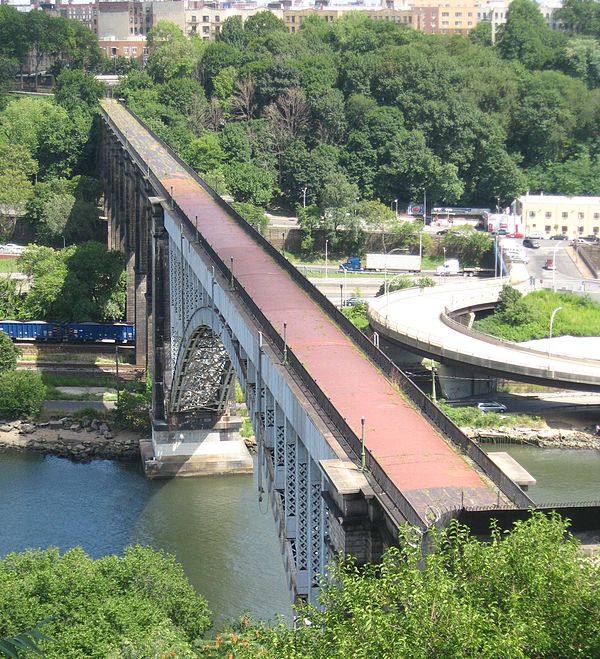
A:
0 546 211 657
54 69 104 114
496 0 566 69
469 20 493 47
557 0 600 37
218 15 246 49
244 11 287 41
146 21 202 83
185 131 225 173
202 513 600 658
224 161 275 206
232 201 268 234
442 225 493 265
0 371 45 419
0 329 20 373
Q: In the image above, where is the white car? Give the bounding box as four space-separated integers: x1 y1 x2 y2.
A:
477 401 507 413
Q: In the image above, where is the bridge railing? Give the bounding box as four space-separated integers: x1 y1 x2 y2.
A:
101 103 532 521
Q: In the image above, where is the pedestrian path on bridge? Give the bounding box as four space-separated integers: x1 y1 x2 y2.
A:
102 99 508 518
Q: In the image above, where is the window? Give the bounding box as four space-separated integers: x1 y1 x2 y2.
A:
578 212 584 219
215 15 220 22
191 15 196 22
291 26 295 32
111 47 117 56
529 211 536 218
579 226 584 234
562 211 568 218
442 20 448 25
203 25 209 33
291 16 295 22
545 211 552 218
442 11 449 16
562 225 568 233
594 213 599 219
455 12 462 16
203 15 209 22
123 47 129 54
545 225 551 233
132 47 137 54
593 227 599 234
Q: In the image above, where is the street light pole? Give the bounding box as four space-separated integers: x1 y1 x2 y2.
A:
325 239 329 277
548 305 562 371
302 186 307 208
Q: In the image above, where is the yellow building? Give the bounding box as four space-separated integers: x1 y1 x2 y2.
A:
517 194 600 239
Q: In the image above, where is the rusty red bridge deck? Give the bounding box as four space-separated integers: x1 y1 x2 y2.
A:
103 99 507 518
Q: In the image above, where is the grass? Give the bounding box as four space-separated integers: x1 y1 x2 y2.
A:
45 386 117 401
474 290 600 342
0 258 18 273
439 401 544 429
41 373 118 388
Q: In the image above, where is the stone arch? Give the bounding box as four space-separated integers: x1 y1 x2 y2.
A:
168 306 244 428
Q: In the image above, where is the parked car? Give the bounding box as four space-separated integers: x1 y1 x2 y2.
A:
477 401 507 413
343 297 366 307
508 232 524 238
544 259 556 270
491 229 508 236
550 235 568 241
527 233 544 240
523 238 541 249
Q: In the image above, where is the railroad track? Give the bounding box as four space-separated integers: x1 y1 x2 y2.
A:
17 361 142 380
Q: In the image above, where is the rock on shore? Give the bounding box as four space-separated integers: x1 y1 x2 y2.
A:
0 417 141 462
465 426 600 450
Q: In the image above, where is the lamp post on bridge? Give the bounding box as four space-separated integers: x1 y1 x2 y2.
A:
547 305 562 371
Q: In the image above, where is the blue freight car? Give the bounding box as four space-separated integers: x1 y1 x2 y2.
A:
66 322 135 344
0 321 63 342
0 321 135 344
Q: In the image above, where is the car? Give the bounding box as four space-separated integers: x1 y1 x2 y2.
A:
477 401 507 413
584 235 600 244
508 232 524 238
343 297 366 307
522 238 540 249
527 233 544 240
544 259 556 270
574 238 594 245
550 235 568 241
491 229 508 236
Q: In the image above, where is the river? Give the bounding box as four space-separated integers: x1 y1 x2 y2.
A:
485 444 600 504
0 449 293 628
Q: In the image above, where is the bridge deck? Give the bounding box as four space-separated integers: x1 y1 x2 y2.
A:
103 100 502 515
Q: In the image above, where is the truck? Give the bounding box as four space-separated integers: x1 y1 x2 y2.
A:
436 259 491 277
365 253 422 272
339 255 362 272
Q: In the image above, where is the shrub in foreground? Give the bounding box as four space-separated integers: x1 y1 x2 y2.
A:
0 546 211 658
0 370 45 419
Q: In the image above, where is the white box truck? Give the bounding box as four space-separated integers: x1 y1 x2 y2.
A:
365 253 422 272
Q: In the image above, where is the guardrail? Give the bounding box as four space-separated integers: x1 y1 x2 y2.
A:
101 102 532 524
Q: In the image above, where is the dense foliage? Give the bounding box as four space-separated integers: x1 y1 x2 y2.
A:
0 370 45 419
0 330 20 374
475 286 600 341
0 243 125 322
111 3 600 257
113 377 152 432
438 400 543 429
201 513 600 658
0 546 211 658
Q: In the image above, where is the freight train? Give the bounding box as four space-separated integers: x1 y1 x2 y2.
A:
0 321 135 344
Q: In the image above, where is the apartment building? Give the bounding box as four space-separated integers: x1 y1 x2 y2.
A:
186 4 281 40
99 35 147 61
517 194 600 239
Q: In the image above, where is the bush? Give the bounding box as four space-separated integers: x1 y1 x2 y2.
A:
113 379 151 432
0 371 45 419
0 546 211 658
0 331 20 374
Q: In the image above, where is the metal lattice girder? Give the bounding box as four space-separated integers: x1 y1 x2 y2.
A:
170 325 234 415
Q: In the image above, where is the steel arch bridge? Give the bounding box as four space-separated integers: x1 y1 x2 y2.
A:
99 100 533 604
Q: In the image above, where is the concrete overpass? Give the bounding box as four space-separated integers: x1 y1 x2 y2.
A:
368 279 600 394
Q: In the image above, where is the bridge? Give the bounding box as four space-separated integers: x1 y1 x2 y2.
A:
368 279 600 398
99 100 533 603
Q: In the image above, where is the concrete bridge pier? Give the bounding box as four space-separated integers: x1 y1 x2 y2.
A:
437 363 497 400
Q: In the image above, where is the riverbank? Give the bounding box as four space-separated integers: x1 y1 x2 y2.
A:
0 417 141 461
466 426 600 449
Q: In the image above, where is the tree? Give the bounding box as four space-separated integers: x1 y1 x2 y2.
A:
0 142 37 219
354 200 397 251
0 330 20 373
185 131 225 174
202 513 600 658
230 76 256 121
496 0 566 69
563 36 600 87
54 69 104 114
469 20 493 47
557 0 600 37
232 201 268 234
442 225 493 265
224 161 275 206
0 546 211 657
0 371 45 419
244 11 287 40
146 21 201 83
218 15 246 49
